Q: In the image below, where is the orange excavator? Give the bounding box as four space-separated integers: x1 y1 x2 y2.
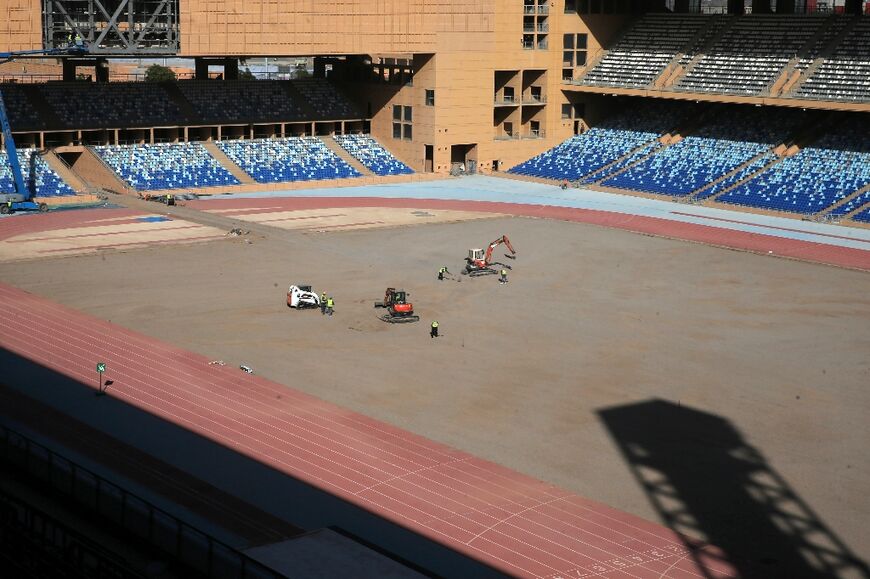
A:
464 235 517 276
374 288 420 323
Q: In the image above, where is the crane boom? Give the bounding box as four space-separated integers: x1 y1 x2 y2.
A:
0 89 26 201
0 44 87 203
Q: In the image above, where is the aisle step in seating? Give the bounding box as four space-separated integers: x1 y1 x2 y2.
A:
602 108 802 197
332 135 413 176
829 191 870 218
717 118 870 214
0 149 75 197
508 101 687 181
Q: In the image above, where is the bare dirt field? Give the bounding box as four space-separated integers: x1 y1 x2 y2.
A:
2 212 868 576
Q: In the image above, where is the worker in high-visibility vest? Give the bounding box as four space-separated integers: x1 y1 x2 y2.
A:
438 266 449 281
320 292 327 315
326 296 335 316
499 268 508 284
430 320 439 338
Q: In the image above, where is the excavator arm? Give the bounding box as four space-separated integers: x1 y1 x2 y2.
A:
483 235 516 265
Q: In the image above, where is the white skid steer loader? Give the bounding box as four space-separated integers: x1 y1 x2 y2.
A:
287 284 321 309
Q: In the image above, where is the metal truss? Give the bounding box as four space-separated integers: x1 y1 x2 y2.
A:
43 0 179 55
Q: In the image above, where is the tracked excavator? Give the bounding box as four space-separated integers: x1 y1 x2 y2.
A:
463 235 517 276
374 288 419 323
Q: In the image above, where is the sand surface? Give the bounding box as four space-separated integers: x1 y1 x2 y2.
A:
2 214 868 575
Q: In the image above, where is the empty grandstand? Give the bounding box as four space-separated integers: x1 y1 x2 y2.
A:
675 15 826 95
717 117 870 214
332 134 413 176
94 143 239 190
41 81 187 128
602 106 804 197
176 80 307 123
216 137 361 184
579 14 708 88
293 78 360 120
0 149 74 197
796 18 870 102
508 100 688 182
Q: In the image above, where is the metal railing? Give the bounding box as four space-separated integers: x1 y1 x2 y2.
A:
1 488 143 578
523 95 546 104
494 95 518 104
523 5 549 14
0 424 286 579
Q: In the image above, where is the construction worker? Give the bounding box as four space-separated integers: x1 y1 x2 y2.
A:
561 179 569 190
499 268 508 284
326 296 335 316
430 320 439 338
320 292 327 315
438 266 449 281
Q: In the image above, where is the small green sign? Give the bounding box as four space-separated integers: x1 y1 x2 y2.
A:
97 362 106 373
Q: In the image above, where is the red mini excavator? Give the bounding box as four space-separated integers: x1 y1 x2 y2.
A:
464 235 517 276
374 288 420 323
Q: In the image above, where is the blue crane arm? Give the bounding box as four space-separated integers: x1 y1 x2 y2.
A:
0 88 27 201
0 44 88 201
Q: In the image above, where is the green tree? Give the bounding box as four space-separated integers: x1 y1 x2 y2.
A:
239 67 256 80
145 64 176 82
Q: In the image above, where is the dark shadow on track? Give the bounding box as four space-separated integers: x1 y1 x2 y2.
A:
0 347 507 578
598 398 869 579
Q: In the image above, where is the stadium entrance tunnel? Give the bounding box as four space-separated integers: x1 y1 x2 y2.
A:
451 143 478 174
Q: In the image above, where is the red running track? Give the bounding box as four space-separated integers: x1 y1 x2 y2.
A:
190 196 870 271
0 282 737 579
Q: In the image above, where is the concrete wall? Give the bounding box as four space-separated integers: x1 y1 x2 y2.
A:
0 0 42 52
180 0 496 57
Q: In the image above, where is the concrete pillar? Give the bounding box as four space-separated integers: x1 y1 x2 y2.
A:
96 58 109 83
195 58 209 80
751 0 771 13
844 0 862 15
776 0 796 12
224 58 239 80
62 59 77 81
314 59 326 78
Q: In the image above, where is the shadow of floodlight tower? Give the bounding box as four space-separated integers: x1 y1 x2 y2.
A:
598 399 869 579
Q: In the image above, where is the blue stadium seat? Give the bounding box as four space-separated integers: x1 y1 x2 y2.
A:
40 82 185 129
177 81 305 123
0 85 45 130
292 79 359 119
852 205 870 223
0 149 75 197
717 119 870 215
508 101 687 182
216 137 361 183
602 108 802 197
94 143 239 190
332 134 413 176
829 191 870 219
